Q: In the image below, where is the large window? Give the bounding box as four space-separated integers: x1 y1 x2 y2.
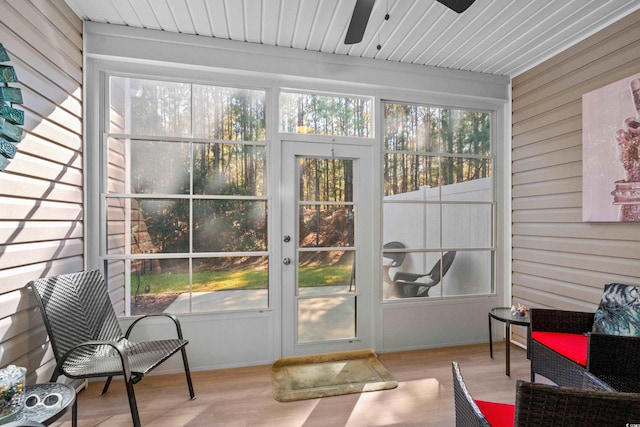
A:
104 77 268 315
382 102 494 300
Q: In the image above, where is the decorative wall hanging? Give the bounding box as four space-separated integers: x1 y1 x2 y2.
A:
582 73 640 222
0 43 24 171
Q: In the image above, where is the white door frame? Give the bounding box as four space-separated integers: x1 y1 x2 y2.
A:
280 140 374 357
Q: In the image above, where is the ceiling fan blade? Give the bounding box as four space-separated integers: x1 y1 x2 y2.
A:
345 0 375 45
436 0 476 13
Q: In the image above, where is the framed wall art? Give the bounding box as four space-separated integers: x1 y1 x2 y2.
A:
583 73 640 222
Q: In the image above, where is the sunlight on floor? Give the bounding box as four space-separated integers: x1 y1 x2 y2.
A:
345 378 442 426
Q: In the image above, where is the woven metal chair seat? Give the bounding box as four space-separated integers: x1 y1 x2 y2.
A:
28 269 195 427
62 338 189 378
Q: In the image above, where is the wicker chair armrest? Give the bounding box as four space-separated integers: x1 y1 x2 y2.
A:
124 313 185 339
515 380 640 425
530 308 594 333
588 333 640 375
582 371 616 392
59 339 134 380
61 339 127 355
452 362 491 427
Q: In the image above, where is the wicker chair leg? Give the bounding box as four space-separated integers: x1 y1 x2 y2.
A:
101 376 113 395
181 347 196 399
125 378 141 427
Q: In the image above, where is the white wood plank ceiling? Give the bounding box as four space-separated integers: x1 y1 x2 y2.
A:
63 0 640 77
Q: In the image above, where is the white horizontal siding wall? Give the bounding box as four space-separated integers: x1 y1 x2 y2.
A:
511 10 640 345
0 0 82 383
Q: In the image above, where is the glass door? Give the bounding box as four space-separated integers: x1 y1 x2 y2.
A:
281 141 373 357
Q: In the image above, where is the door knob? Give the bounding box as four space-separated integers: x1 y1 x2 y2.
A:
283 257 291 265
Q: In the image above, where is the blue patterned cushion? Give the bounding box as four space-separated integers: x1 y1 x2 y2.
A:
593 283 640 336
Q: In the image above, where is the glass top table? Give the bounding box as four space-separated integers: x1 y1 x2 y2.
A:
0 383 76 426
488 307 531 376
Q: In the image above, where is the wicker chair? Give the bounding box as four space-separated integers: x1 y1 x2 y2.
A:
452 361 640 426
27 270 196 427
452 361 495 426
530 308 640 392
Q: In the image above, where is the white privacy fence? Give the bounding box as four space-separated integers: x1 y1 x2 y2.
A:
383 177 493 298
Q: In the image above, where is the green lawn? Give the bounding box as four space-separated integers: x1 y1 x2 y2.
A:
133 265 353 294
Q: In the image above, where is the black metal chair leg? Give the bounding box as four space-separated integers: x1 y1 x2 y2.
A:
49 368 61 383
181 347 196 399
101 376 113 395
124 378 141 427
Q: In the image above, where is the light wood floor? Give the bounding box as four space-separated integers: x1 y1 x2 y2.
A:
50 342 530 426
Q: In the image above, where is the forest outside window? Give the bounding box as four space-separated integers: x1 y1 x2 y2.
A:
382 102 495 300
104 77 268 316
279 91 372 138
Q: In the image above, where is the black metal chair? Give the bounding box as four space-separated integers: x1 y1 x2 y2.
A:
27 269 195 427
392 251 456 297
452 361 640 426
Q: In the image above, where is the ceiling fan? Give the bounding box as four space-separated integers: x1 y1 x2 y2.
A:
344 0 477 45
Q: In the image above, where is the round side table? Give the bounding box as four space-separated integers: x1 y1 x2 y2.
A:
0 383 76 426
488 307 530 376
